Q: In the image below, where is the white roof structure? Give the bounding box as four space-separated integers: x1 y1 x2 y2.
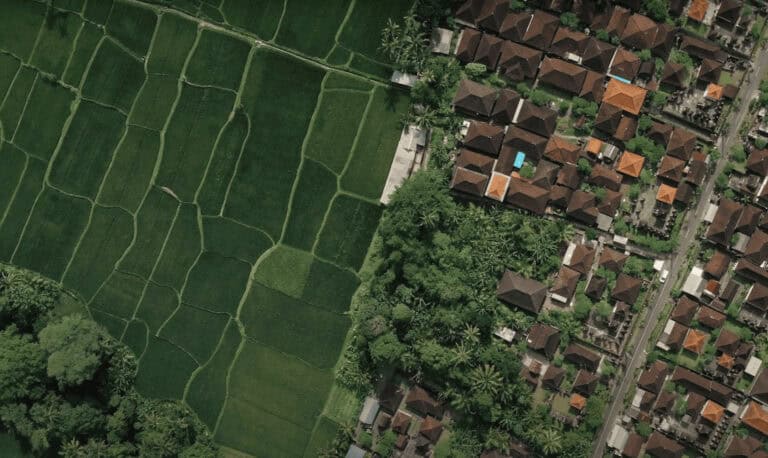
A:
682 266 705 298
704 202 718 223
359 396 379 425
380 125 428 205
607 424 629 451
493 327 516 343
346 445 366 458
390 71 418 87
613 235 629 247
746 357 763 377
431 27 453 55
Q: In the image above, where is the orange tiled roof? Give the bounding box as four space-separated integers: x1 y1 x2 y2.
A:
717 353 734 369
586 137 603 155
617 151 645 177
570 393 587 410
603 79 647 115
701 400 725 424
683 329 708 354
705 83 723 100
743 401 768 436
657 184 677 205
486 173 509 201
688 0 709 22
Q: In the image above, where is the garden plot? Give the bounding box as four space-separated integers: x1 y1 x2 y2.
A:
0 0 408 455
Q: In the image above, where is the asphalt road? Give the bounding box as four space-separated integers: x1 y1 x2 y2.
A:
591 44 768 458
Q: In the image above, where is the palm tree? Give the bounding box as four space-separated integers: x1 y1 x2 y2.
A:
470 364 503 396
451 342 471 365
462 324 480 345
539 428 563 456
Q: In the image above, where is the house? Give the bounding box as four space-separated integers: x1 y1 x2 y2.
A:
531 160 559 189
573 370 599 396
648 122 673 147
715 0 742 28
602 78 647 115
431 28 453 55
724 435 768 458
549 185 573 209
565 243 596 275
656 184 677 206
500 125 548 165
450 167 489 196
616 151 645 178
570 392 588 411
682 329 708 354
715 328 741 355
706 198 742 246
612 273 642 304
622 432 645 458
752 368 768 404
378 383 405 413
566 190 599 225
736 206 761 235
620 14 658 51
542 365 565 391
675 182 695 205
557 164 581 189
599 189 622 216
646 432 684 458
595 102 624 134
486 172 510 201
741 401 768 437
701 399 725 424
539 57 587 94
744 230 768 265
405 386 443 418
609 48 640 81
660 62 687 89
506 178 550 215
582 37 617 73
464 121 505 156
657 155 685 182
638 360 669 394
747 149 768 177
498 41 542 81
475 0 506 32
549 26 590 59
453 79 497 118
590 165 623 192
735 259 768 286
671 366 734 405
704 250 730 279
455 0 484 25
499 12 532 42
698 58 723 85
551 265 580 303
697 305 725 329
586 275 606 300
591 6 630 38
686 152 708 186
599 247 628 272
651 23 674 58
747 283 768 311
614 116 638 142
456 149 495 175
680 35 727 62
522 10 559 51
515 101 557 137
671 296 698 325
391 410 412 434
419 416 443 443
359 397 380 425
527 323 561 359
580 70 606 103
660 320 688 351
666 127 697 161
490 88 521 124
496 270 548 313
544 136 581 164
563 343 602 371
456 28 482 64
474 33 504 70
687 0 709 24
346 444 366 458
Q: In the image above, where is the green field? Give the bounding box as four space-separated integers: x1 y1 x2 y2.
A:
0 0 410 455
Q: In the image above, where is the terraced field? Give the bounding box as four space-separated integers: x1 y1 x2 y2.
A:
0 0 410 456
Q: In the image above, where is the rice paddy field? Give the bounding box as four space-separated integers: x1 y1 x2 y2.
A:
0 0 411 456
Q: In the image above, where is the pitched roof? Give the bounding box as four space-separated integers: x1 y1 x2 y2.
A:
598 189 622 216
566 190 599 225
724 435 766 458
657 155 685 182
665 321 688 351
551 265 580 302
623 432 645 458
557 163 581 189
616 151 645 177
474 33 504 70
405 386 443 418
378 383 405 413
476 0 507 32
455 0 484 24
701 399 725 424
419 415 443 443
582 38 617 73
595 102 623 134
486 172 510 201
671 296 698 325
490 88 521 124
698 58 723 84
585 275 606 300
496 270 548 313
646 432 684 458
687 152 707 185
716 0 742 26
580 70 605 103
456 148 495 175
666 127 697 161
499 12 532 42
453 79 497 118
747 149 768 176
573 369 599 396
391 410 411 434
526 323 560 358
585 137 603 155
505 177 550 215
648 122 674 147
742 401 768 436
656 183 677 205
706 198 743 246
705 83 723 101
620 14 658 50
570 393 587 410
747 282 768 311
738 206 763 236
549 26 590 58
603 79 647 115
614 115 638 142
549 184 573 208
599 247 628 272
651 23 674 59
688 0 709 22
715 328 741 354
515 101 557 137
567 243 596 274
683 328 708 354
610 48 641 80
451 167 489 196
680 35 727 62
612 274 642 304
530 159 559 189
594 6 630 37
590 164 622 192
697 305 726 329
522 10 559 50
456 28 482 64
544 136 580 164
464 121 505 156
752 368 768 403
563 343 601 371
542 365 565 390
539 57 587 94
674 181 695 205
500 125 548 166
704 250 730 279
498 40 542 81
638 360 669 394
661 62 687 89
744 229 768 266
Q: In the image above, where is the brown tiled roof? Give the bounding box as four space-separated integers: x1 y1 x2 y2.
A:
688 0 709 22
616 151 645 177
391 410 411 434
638 59 655 78
715 328 741 354
515 101 557 137
490 88 521 125
476 0 507 32
697 305 726 329
701 399 725 424
724 435 766 458
656 184 676 205
683 328 708 354
563 343 601 371
539 57 587 94
744 230 768 265
451 167 489 196
464 121 505 156
747 149 768 176
419 415 443 443
566 190 599 225
498 41 542 81
735 259 768 286
589 164 622 192
496 270 548 313
610 48 641 80
592 6 630 37
671 296 698 325
551 265 580 302
622 432 644 458
654 390 677 416
651 23 674 59
639 360 669 394
456 149 495 175
660 62 687 89
620 14 658 50
680 35 727 62
568 243 596 274
614 115 638 142
549 26 590 58
723 84 738 99
706 198 743 246
453 79 497 118
657 155 685 182
595 102 623 134
406 386 443 418
674 181 694 205
549 184 573 208
526 323 560 358
530 159 559 189
742 401 768 436
582 38 617 73
500 125 548 166
456 0 484 24
505 177 550 215
542 365 565 391
585 275 606 300
544 136 580 164
579 70 605 103
737 205 762 235
573 369 599 396
522 10 559 51
603 79 647 115
456 28 482 64
665 321 688 351
752 368 768 403
698 58 723 84
646 432 684 458
716 0 742 26
704 250 730 279
499 12 532 42
748 283 768 311
379 382 405 413
599 247 628 272
667 127 697 161
686 152 707 185
598 189 622 216
557 163 581 189
474 33 504 70
612 273 642 304
648 122 673 147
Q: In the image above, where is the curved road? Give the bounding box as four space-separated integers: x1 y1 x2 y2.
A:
592 43 768 458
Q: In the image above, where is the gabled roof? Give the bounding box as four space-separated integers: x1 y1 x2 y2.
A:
490 88 521 124
498 40 543 81
671 367 734 406
638 360 669 394
557 163 581 189
612 273 642 304
515 101 557 137
704 250 730 279
616 151 645 177
706 198 743 246
456 28 482 64
527 323 560 358
573 369 599 396
522 10 559 50
464 121 505 156
687 152 707 185
683 328 708 354
544 135 580 164
701 399 725 424
391 410 411 434
589 164 622 192
456 148 495 175
698 58 723 84
665 321 688 351
671 296 698 325
610 48 641 81
579 70 605 103
506 177 550 215
657 155 685 182
675 181 695 205
582 38 617 73
551 265 580 301
747 149 768 176
499 12 532 42
656 183 677 205
666 127 697 161
453 79 497 118
697 305 726 329
599 247 628 272
496 270 548 313
680 35 727 62
620 14 658 50
646 432 684 458
591 6 630 37
651 23 674 59
563 343 601 371
638 59 655 78
660 62 687 89
549 26 590 58
742 401 768 436
566 190 599 225
500 125 548 165
451 167 489 196
476 0 507 32
603 79 647 115
567 243 596 274
538 57 587 94
474 33 504 70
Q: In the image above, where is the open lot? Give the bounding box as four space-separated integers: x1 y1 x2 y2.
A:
0 0 409 455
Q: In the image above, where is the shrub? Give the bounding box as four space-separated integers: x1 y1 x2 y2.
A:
464 63 487 80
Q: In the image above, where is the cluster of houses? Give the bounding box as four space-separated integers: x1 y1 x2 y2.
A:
447 0 735 243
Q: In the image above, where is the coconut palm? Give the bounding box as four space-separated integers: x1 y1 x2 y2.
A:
470 364 503 396
539 428 563 456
